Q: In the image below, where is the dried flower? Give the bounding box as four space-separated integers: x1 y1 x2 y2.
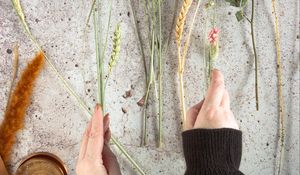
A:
208 27 220 46
0 52 44 165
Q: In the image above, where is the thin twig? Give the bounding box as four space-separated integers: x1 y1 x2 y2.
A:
250 0 259 111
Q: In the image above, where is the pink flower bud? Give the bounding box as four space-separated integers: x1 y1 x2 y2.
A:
208 27 220 45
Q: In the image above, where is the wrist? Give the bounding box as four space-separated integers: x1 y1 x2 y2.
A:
182 128 242 173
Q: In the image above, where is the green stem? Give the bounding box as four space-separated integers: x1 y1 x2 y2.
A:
84 0 96 33
142 31 155 146
250 0 259 111
111 137 146 175
93 4 105 110
129 0 148 84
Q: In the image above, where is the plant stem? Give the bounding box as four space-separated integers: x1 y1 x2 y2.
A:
84 0 96 34
250 0 259 111
110 137 146 175
129 0 148 83
179 72 186 127
158 0 163 148
272 0 285 174
93 3 105 110
142 31 155 146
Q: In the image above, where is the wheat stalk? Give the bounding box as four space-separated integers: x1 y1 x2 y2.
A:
108 24 121 73
175 0 193 128
272 0 285 174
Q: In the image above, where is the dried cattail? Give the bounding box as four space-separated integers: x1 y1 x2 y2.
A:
175 0 193 46
0 52 44 165
108 24 121 73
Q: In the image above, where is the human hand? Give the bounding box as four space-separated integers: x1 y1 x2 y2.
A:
185 69 239 130
76 104 121 175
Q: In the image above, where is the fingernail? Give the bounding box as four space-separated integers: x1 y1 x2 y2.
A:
95 103 101 111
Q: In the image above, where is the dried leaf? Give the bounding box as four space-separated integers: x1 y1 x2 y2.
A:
225 0 248 7
235 10 244 21
137 97 145 107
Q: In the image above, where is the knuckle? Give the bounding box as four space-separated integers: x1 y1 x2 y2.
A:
205 107 215 120
212 77 224 89
89 129 101 138
76 162 89 174
224 109 233 118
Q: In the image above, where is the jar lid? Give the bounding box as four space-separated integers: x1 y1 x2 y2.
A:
16 152 67 175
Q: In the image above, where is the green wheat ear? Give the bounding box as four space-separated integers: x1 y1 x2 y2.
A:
108 24 121 73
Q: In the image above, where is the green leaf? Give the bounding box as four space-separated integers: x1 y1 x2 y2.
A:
225 0 248 7
235 10 244 21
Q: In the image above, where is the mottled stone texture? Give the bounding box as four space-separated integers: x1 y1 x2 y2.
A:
0 0 299 174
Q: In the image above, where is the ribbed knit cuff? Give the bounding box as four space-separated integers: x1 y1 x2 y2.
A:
182 128 243 175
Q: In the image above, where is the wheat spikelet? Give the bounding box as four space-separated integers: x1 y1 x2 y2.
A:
175 0 193 46
108 24 121 73
0 52 44 165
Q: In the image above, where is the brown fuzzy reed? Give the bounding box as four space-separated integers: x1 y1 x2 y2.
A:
0 52 44 165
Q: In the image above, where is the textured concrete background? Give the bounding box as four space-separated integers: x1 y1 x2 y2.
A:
0 0 299 174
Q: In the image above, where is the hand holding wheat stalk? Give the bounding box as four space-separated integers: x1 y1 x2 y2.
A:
11 0 145 174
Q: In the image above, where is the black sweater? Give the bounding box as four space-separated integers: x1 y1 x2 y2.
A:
182 128 243 175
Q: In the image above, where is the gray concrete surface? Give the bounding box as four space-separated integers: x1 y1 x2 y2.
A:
0 0 299 174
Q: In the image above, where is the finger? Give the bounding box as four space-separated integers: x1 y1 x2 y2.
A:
85 104 104 160
78 121 91 160
102 145 121 175
104 114 110 133
185 99 204 130
221 89 230 109
104 128 112 144
203 69 225 108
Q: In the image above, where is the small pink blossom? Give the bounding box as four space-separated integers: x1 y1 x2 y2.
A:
208 27 220 45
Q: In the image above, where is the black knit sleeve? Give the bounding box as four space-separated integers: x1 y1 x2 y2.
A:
182 128 243 175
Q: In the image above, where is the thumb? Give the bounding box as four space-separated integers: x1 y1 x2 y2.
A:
102 145 121 175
